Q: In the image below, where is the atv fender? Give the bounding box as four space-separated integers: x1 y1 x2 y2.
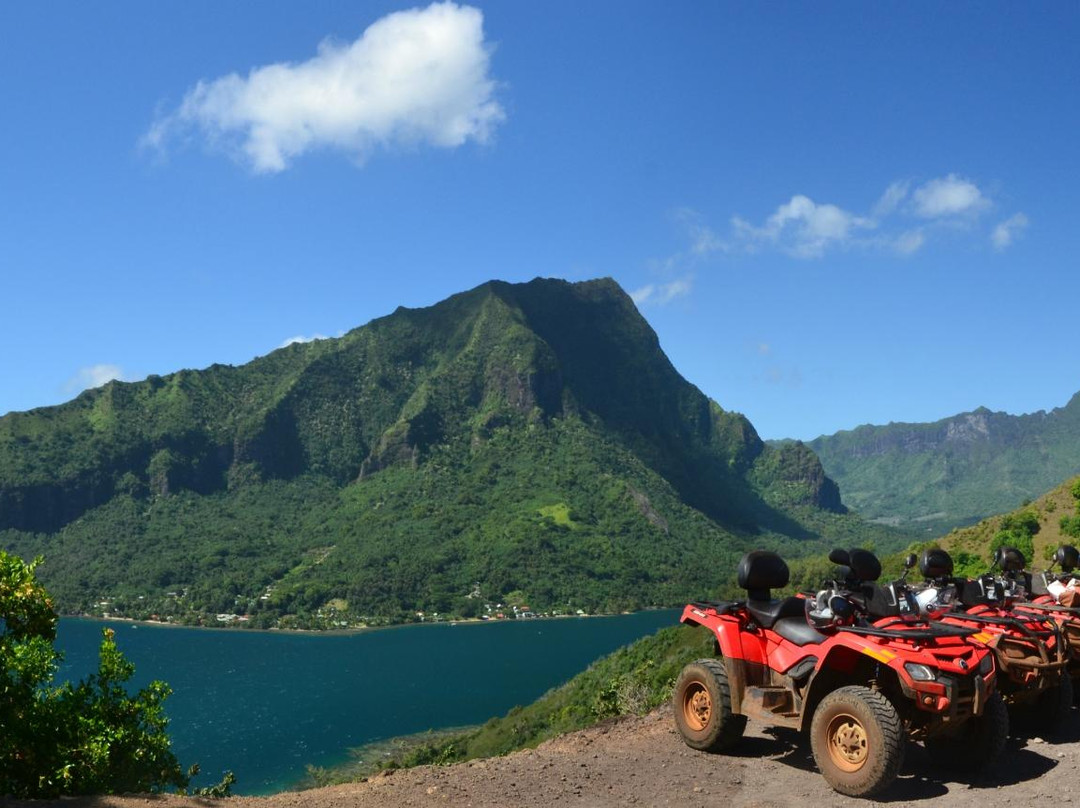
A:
681 603 745 660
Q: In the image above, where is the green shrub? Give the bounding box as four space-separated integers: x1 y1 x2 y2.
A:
0 551 189 798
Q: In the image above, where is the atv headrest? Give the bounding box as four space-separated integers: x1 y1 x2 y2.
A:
1055 545 1080 573
848 549 882 582
920 548 954 579
737 550 789 600
994 546 1026 573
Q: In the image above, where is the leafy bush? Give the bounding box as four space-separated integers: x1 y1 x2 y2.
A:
0 551 189 798
1061 481 1080 539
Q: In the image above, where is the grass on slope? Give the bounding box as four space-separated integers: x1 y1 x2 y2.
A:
300 622 715 788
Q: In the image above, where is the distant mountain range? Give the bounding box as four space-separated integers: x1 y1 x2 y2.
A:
0 278 902 628
806 395 1080 535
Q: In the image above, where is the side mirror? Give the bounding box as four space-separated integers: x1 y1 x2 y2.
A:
904 553 917 569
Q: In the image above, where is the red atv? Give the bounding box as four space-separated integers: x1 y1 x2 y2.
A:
674 549 1004 798
900 547 1070 729
1013 544 1080 697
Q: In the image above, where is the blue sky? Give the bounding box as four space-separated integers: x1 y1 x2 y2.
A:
1 2 1077 440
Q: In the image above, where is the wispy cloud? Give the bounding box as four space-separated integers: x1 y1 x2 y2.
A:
761 364 803 388
872 180 910 218
66 364 125 394
630 278 692 306
143 2 504 173
726 173 1007 259
732 195 875 259
893 229 926 255
674 207 728 257
910 174 988 218
991 213 1029 250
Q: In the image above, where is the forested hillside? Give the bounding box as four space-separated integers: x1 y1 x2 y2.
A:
0 278 905 628
806 397 1080 535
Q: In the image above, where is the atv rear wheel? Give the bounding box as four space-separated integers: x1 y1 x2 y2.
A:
925 691 1008 773
809 685 905 797
673 658 746 752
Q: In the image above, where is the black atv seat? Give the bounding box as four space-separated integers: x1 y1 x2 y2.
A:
746 596 807 629
1029 573 1050 597
959 576 997 607
774 616 829 647
865 583 902 619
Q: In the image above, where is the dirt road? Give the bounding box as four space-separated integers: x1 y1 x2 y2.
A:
13 703 1080 808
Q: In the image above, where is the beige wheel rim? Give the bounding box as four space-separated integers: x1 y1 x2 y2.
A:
826 712 868 772
682 682 712 732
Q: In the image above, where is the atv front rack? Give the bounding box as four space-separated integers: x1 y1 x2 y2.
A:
956 611 1058 640
1015 601 1080 617
838 618 977 641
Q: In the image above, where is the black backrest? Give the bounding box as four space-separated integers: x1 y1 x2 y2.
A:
848 549 882 582
994 546 1026 572
1056 545 1080 573
920 548 954 580
737 551 790 602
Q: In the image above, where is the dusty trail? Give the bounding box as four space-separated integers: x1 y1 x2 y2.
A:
12 704 1080 808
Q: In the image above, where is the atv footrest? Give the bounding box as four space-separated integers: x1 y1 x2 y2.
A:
740 686 799 728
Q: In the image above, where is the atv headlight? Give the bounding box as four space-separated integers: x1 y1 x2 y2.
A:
977 653 993 675
904 662 937 681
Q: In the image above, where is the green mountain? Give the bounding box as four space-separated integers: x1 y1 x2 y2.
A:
0 278 901 628
806 396 1080 535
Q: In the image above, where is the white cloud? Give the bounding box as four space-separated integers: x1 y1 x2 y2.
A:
732 195 874 259
761 365 803 388
66 364 125 394
144 2 504 173
279 334 331 348
991 212 1029 250
630 278 692 306
720 174 1003 260
673 208 728 257
893 229 926 255
873 180 910 218
911 174 988 218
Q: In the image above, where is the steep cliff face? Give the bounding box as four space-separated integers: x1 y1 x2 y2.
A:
0 277 802 535
808 394 1080 532
0 277 868 620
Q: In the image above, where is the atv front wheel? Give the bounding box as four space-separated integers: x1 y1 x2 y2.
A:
925 690 1008 773
673 658 746 752
809 685 905 797
1035 673 1074 736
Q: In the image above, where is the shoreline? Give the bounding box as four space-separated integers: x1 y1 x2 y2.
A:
61 606 679 637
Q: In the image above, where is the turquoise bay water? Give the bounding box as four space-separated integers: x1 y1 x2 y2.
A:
56 610 679 795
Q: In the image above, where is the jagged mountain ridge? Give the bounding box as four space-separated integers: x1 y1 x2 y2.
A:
806 395 1080 534
0 278 873 625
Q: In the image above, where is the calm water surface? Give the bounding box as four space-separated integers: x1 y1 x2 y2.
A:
56 611 679 795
